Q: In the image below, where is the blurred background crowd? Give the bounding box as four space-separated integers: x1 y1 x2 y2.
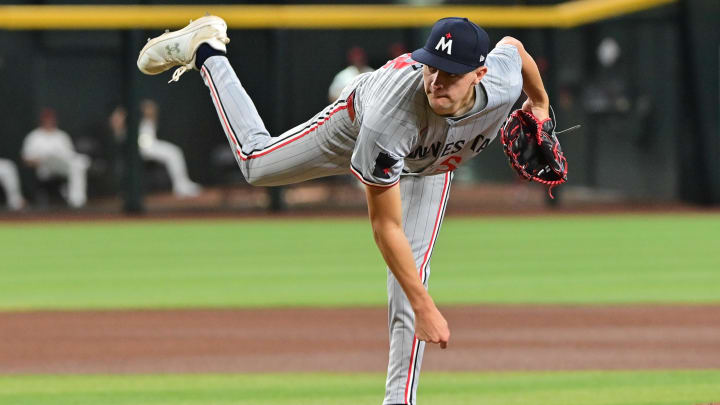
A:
0 0 717 215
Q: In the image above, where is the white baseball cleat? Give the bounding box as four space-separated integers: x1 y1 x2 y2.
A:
137 15 230 83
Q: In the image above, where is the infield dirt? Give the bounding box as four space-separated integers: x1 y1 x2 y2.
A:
1 305 718 374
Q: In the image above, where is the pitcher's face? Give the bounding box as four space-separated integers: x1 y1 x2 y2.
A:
422 65 486 116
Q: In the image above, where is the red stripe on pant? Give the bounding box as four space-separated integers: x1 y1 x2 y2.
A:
202 65 242 160
419 171 450 283
202 64 348 162
403 337 419 404
403 172 450 404
244 104 347 160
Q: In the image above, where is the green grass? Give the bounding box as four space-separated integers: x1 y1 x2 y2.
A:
0 214 718 310
0 371 718 405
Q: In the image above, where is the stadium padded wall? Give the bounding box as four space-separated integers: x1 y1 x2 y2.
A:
0 0 715 204
678 0 720 204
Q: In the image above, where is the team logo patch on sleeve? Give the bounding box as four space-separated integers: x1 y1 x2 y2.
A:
372 152 399 179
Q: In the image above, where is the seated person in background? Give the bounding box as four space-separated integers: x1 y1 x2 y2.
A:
0 158 25 211
328 46 374 103
22 108 90 208
138 99 202 197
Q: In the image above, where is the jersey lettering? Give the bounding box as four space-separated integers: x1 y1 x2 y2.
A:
441 142 455 157
409 139 471 160
452 140 465 153
440 140 466 157
408 144 434 159
469 134 491 153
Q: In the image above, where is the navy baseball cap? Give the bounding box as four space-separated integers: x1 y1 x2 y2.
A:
411 17 490 75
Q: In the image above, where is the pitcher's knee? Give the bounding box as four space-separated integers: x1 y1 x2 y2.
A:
245 173 273 187
234 159 284 187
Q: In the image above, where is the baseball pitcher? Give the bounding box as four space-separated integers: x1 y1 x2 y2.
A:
138 16 558 405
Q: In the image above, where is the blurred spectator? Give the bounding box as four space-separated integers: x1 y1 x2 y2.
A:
112 100 202 197
369 41 409 68
21 108 90 208
583 37 631 115
387 41 408 59
0 158 25 210
139 99 202 197
581 36 654 186
328 46 373 102
109 105 127 141
107 105 128 189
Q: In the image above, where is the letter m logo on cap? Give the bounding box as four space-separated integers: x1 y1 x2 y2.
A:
435 36 452 55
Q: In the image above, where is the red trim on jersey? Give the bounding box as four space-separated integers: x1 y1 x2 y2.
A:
347 91 356 122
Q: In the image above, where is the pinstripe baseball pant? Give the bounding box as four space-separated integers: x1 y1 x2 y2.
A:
202 56 453 405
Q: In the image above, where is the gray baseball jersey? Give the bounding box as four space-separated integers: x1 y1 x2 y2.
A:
199 43 522 405
350 44 522 188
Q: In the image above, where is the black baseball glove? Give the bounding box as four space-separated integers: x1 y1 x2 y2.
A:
500 107 571 198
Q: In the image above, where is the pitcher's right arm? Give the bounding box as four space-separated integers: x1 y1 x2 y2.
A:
364 183 449 349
